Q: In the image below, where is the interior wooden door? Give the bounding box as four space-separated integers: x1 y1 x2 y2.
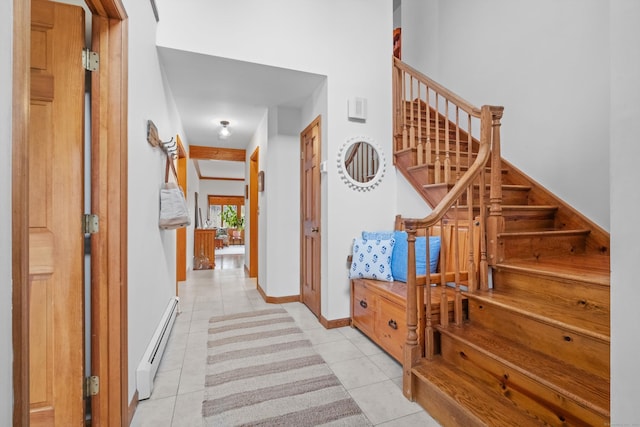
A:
29 0 86 424
300 117 321 318
249 148 259 277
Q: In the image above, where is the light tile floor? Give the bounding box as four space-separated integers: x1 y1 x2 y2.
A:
131 260 440 426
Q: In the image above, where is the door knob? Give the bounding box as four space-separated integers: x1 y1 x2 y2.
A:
311 227 319 232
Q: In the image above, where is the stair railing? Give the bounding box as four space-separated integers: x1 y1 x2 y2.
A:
393 58 484 185
394 59 504 400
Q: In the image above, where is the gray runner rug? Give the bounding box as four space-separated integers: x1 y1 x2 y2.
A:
202 307 372 426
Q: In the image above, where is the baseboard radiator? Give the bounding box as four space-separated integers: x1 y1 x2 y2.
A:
136 296 180 400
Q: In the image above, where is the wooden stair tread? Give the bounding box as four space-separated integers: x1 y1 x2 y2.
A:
412 357 545 426
437 323 610 417
423 183 531 192
496 255 610 287
498 228 591 238
464 289 610 339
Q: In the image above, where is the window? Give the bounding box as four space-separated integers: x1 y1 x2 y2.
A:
207 195 244 229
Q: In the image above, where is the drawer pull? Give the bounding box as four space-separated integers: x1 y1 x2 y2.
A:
388 319 398 330
359 300 368 309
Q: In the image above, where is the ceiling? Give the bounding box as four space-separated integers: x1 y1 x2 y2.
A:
157 47 326 179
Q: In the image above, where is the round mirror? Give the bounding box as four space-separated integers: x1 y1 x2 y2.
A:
337 136 386 191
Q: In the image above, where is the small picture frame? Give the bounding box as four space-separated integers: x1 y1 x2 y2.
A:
258 171 265 192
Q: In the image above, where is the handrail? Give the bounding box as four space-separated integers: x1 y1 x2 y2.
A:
393 57 481 117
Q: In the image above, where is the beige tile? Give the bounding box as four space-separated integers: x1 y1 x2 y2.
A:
368 351 403 379
314 339 365 364
350 335 385 356
171 389 205 427
337 325 366 339
149 368 181 400
376 410 440 426
329 356 388 390
131 395 175 427
348 380 423 425
303 327 345 345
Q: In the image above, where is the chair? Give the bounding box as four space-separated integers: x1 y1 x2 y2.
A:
230 229 244 245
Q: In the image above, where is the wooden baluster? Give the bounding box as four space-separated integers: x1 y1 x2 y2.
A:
453 209 463 326
425 88 431 166
467 114 473 167
417 83 423 166
468 217 478 292
403 224 420 398
444 100 451 184
455 107 461 183
416 226 426 357
402 71 408 150
409 76 416 149
392 63 397 152
487 106 505 271
439 219 449 328
423 223 431 357
466 113 477 290
434 95 441 183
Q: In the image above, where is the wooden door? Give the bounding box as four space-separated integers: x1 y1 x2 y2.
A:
29 0 86 424
300 117 321 318
249 148 259 277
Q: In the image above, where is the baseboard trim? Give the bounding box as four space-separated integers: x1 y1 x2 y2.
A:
128 390 139 425
320 316 351 329
256 283 300 304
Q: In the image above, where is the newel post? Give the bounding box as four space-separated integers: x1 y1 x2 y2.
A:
403 223 420 400
486 106 505 271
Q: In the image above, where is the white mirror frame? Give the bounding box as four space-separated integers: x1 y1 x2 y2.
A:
337 136 386 192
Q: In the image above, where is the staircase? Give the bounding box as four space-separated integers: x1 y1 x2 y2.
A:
392 58 610 426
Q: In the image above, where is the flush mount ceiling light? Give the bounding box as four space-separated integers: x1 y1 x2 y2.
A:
218 120 231 139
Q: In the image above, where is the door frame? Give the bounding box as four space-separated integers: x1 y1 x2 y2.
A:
176 135 187 285
11 0 129 424
249 148 259 277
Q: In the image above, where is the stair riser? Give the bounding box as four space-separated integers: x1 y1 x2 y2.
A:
440 335 608 426
493 268 610 323
413 379 487 427
461 189 530 206
399 120 469 136
504 218 556 232
394 138 472 156
498 234 587 262
467 299 609 378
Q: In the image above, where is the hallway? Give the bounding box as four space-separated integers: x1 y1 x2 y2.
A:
130 255 438 426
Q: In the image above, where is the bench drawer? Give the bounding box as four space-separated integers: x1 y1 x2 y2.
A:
375 297 407 362
351 280 376 336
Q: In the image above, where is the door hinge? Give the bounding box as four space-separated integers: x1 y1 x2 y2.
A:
83 214 99 234
85 376 99 397
82 48 99 71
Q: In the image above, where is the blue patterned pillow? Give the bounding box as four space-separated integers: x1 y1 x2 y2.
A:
391 231 440 283
349 237 395 282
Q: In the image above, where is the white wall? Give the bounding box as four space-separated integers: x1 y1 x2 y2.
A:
244 113 269 287
124 0 192 402
611 1 640 423
264 107 302 298
156 0 395 320
197 179 244 219
402 0 610 231
1 0 13 422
